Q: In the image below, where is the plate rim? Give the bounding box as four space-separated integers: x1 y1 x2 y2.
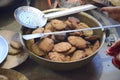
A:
0 35 8 64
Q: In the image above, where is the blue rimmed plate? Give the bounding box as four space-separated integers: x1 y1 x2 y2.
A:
0 35 8 64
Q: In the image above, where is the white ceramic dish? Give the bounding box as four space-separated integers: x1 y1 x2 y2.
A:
0 35 8 64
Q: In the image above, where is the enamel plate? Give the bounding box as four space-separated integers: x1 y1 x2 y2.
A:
0 30 29 69
0 35 8 64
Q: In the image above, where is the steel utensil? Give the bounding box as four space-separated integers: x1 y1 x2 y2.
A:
14 4 96 29
23 24 120 40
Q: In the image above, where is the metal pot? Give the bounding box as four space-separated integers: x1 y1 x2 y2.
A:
21 9 105 71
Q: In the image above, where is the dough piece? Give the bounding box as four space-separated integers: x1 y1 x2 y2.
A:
53 42 72 53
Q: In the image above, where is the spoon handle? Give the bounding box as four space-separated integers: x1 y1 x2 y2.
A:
26 0 31 6
44 4 97 19
23 24 120 40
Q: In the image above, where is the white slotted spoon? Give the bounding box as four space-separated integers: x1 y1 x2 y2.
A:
14 4 97 29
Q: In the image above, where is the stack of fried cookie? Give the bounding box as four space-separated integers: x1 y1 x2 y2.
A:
8 40 23 55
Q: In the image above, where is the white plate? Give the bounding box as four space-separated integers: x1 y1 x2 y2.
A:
0 35 8 64
0 30 29 69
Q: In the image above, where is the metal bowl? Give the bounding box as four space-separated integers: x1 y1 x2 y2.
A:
22 9 105 71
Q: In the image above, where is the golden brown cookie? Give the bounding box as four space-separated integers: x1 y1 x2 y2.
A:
44 23 54 32
68 17 80 23
68 36 87 49
85 35 100 42
8 45 21 55
53 42 72 53
26 39 35 50
72 22 80 29
39 38 54 52
71 50 86 61
10 40 23 49
32 28 44 34
65 20 73 29
31 43 45 56
51 19 67 30
77 22 93 36
85 47 93 56
65 20 77 29
48 52 65 62
65 56 71 62
54 33 67 41
92 40 100 52
69 31 83 36
44 29 52 33
65 47 76 55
